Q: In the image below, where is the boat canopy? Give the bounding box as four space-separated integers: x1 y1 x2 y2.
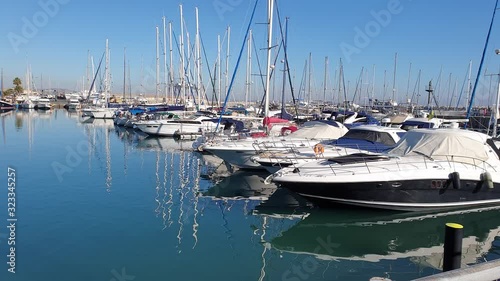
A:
388 129 491 163
284 121 348 140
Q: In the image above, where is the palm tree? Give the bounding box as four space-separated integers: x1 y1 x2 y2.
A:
13 77 23 94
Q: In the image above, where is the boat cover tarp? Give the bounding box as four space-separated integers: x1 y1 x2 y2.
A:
263 117 291 127
284 121 348 140
388 129 491 163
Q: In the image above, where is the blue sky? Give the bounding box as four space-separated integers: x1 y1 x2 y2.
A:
1 0 500 106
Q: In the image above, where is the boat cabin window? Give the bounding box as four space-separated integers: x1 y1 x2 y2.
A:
401 122 435 130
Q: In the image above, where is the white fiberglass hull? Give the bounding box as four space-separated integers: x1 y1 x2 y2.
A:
203 146 263 169
135 121 203 137
37 102 52 110
273 155 500 211
85 108 115 119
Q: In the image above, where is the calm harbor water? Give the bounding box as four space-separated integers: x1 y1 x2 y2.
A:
0 109 499 281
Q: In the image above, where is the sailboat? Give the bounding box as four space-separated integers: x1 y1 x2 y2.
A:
82 39 116 119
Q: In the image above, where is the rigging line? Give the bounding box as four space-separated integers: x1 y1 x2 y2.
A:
456 65 470 110
257 38 284 116
351 67 364 103
185 39 202 107
175 28 206 107
214 0 260 134
410 69 420 104
449 76 458 109
252 31 267 115
84 51 105 102
297 60 307 103
199 33 219 106
172 29 198 105
275 0 299 117
466 0 499 125
341 59 348 109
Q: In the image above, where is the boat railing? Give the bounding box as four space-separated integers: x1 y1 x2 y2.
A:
287 153 498 177
252 138 320 153
256 143 390 170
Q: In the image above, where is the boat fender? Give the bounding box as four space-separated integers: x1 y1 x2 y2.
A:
480 171 494 189
449 172 461 190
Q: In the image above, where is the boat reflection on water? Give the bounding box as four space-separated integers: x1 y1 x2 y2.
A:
135 135 196 152
253 187 315 219
270 206 500 270
114 125 143 144
202 170 278 201
80 116 115 128
79 117 114 191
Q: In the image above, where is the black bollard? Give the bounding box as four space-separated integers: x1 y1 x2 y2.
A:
443 222 463 272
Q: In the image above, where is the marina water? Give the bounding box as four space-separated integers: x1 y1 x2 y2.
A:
1 109 499 281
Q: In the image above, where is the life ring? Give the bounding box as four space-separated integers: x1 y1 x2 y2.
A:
313 143 325 155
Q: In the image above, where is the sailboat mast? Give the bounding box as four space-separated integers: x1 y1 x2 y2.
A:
281 18 289 117
128 60 131 100
337 59 342 107
26 61 30 94
195 7 201 109
123 47 126 101
307 52 312 108
264 0 274 118
382 69 387 104
217 35 221 107
371 64 375 105
140 55 144 96
323 56 328 102
245 29 252 108
163 16 168 102
448 73 452 109
466 0 498 121
392 52 397 104
169 21 174 103
406 62 412 104
179 4 186 105
186 32 191 105
86 50 90 94
225 26 230 103
493 74 500 137
466 60 472 109
1 68 3 97
249 30 253 107
156 26 160 101
104 39 111 107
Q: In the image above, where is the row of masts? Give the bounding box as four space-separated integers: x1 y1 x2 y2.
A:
150 6 234 108
43 0 500 116
296 54 483 112
72 2 275 111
